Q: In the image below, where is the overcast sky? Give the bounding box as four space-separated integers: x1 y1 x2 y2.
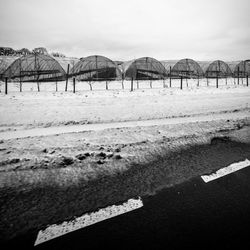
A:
0 0 249 61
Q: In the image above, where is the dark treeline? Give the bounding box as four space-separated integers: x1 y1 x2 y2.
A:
0 46 65 57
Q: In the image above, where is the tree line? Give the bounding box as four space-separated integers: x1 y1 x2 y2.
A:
0 46 65 57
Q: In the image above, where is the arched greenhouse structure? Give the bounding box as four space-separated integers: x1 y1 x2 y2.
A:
122 57 166 80
171 58 204 78
0 56 19 80
3 54 66 82
204 60 232 78
231 60 250 77
70 55 122 81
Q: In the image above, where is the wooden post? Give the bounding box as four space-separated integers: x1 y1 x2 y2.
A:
197 75 199 87
237 66 240 85
89 82 93 91
137 81 139 89
216 76 219 88
106 81 108 90
37 81 40 92
131 77 133 92
19 59 22 92
225 77 227 85
186 78 188 88
73 78 76 93
180 76 183 90
247 75 249 87
169 66 172 88
5 77 8 95
65 64 70 92
150 80 152 88
19 78 22 92
122 80 124 89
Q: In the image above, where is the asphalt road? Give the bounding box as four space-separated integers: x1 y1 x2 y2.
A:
4 160 250 250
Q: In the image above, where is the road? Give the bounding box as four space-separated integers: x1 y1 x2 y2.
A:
4 159 250 249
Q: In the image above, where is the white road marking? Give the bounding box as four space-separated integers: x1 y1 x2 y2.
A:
201 159 250 183
34 197 143 246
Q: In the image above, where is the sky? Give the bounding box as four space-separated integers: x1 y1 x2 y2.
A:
0 0 249 61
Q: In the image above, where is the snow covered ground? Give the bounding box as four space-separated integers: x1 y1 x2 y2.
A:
0 79 249 130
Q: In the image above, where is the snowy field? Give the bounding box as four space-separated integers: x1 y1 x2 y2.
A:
0 78 249 131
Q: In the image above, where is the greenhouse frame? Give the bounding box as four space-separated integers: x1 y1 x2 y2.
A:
204 60 232 78
231 60 250 78
121 57 166 80
171 58 204 78
69 55 122 81
3 54 66 82
0 56 19 80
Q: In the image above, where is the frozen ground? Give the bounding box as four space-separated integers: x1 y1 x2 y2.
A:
0 79 249 130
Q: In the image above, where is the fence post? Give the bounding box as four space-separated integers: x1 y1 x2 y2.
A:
237 66 240 85
180 76 183 90
19 78 22 92
216 76 218 88
169 66 172 88
5 77 8 95
131 77 133 92
65 64 70 92
247 75 249 87
73 78 76 93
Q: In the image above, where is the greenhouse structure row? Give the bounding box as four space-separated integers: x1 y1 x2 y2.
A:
0 54 249 83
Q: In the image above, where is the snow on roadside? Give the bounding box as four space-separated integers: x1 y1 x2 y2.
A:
0 80 249 129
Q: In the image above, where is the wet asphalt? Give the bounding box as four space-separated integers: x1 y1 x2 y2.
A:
4 162 250 250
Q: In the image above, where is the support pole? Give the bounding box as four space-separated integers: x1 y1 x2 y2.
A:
247 75 249 87
216 76 218 88
169 66 172 88
106 81 108 90
56 81 58 92
197 75 199 87
137 81 139 89
5 77 8 95
73 78 76 93
131 77 134 92
19 60 22 92
37 81 40 92
19 78 22 92
122 80 124 89
65 64 70 92
207 77 209 86
237 66 240 85
180 76 183 90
